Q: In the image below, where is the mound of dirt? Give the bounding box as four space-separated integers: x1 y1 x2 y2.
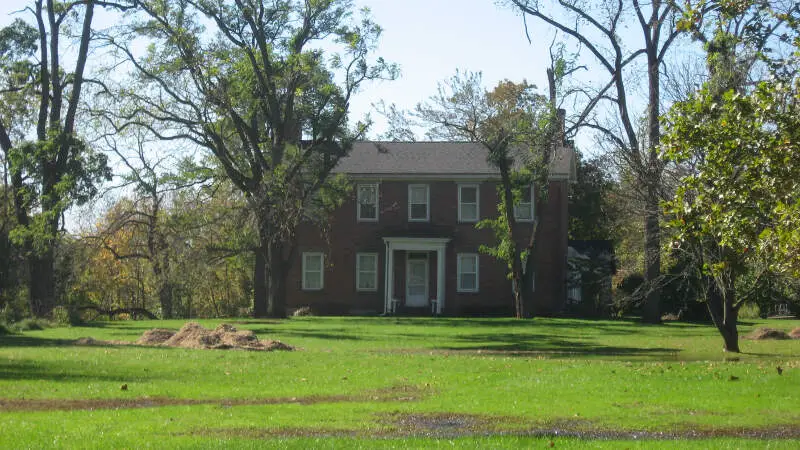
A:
743 327 791 340
790 328 800 339
156 322 293 351
74 322 293 351
136 328 176 345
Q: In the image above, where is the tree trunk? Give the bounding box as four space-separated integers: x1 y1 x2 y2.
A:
158 283 173 319
28 248 56 317
642 199 661 323
705 277 740 353
267 239 288 318
521 249 536 319
29 171 59 318
253 244 268 318
641 21 663 324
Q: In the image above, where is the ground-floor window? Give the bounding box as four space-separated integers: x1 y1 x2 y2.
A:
356 253 378 291
302 252 324 290
457 253 479 292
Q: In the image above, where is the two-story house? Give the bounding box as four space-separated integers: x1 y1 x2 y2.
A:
288 141 576 316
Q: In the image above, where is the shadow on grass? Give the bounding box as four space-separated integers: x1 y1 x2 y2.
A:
428 332 679 358
253 329 362 341
0 357 162 383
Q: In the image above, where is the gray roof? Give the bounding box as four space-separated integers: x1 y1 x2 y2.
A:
333 141 500 176
333 141 577 181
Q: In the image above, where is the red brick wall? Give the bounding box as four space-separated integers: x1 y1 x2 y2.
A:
287 179 565 315
533 179 569 315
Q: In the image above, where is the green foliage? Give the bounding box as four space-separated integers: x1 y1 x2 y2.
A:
663 81 800 278
568 153 616 241
477 170 535 277
8 134 111 252
738 302 761 320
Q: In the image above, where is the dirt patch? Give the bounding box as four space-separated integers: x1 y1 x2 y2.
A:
75 322 293 351
73 337 131 346
0 385 428 412
743 327 791 340
191 416 800 440
384 412 523 436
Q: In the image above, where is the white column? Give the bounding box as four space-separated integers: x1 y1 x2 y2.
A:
386 243 394 313
436 245 445 315
383 242 389 314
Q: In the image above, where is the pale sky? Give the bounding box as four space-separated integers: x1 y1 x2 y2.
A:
0 0 556 139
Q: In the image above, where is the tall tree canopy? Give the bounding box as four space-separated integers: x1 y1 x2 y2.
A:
107 0 397 317
0 1 117 317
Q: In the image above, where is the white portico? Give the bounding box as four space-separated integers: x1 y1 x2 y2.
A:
383 237 450 315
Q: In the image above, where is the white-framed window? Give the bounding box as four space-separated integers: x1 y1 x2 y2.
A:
302 252 324 291
457 253 479 293
458 184 479 222
514 185 535 222
357 183 378 221
408 184 430 222
356 253 378 291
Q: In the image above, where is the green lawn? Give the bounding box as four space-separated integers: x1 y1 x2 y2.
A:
1 316 799 448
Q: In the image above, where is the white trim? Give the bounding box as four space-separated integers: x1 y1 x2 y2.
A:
382 237 450 315
382 237 451 250
301 252 324 291
457 253 479 293
356 183 379 222
513 185 535 222
458 183 480 223
356 252 379 292
408 184 430 222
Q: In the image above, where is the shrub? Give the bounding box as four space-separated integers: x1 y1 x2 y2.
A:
0 322 12 335
51 305 84 326
738 303 761 320
12 318 50 331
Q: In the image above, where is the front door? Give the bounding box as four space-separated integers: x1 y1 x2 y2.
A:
406 253 429 307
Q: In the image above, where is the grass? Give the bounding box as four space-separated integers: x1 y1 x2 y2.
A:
1 316 799 448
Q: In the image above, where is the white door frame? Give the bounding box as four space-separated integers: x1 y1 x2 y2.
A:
405 253 429 307
383 237 450 315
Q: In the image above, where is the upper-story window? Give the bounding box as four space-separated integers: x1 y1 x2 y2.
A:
357 183 378 221
408 184 430 222
458 184 479 222
513 185 534 222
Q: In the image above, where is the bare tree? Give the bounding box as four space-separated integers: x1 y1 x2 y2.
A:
509 0 688 322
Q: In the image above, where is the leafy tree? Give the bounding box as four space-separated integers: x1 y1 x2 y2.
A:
415 71 556 318
108 0 396 317
568 153 616 242
0 1 120 317
662 2 799 351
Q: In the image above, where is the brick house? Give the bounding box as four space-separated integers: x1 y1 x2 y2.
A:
288 141 576 316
